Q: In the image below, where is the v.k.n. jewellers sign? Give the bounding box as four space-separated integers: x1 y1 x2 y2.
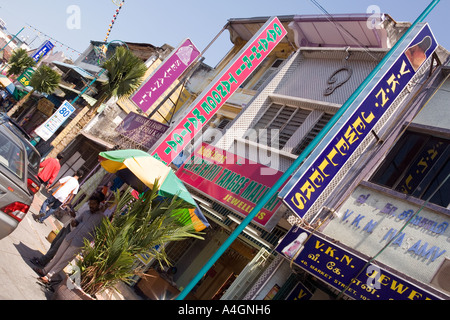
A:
276 225 445 300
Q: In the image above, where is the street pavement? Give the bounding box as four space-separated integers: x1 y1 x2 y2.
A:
0 191 56 300
0 190 143 300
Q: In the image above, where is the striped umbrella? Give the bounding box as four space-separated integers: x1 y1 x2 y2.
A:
98 149 209 231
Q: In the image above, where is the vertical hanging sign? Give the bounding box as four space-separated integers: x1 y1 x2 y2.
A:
132 38 200 113
151 17 287 165
31 40 54 62
280 23 438 219
34 100 75 141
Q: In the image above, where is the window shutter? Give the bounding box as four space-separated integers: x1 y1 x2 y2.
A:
278 108 311 149
248 103 315 149
251 59 284 91
293 113 333 155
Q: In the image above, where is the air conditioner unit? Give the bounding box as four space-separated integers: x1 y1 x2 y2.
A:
430 258 450 293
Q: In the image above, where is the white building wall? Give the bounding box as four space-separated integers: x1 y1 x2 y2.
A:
412 77 450 131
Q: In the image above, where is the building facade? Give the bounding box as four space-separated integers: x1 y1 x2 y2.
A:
138 15 448 300
217 16 450 300
131 13 449 300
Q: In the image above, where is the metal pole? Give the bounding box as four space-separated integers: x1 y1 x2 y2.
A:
0 27 25 73
146 23 229 119
0 26 24 52
175 0 441 300
71 68 105 104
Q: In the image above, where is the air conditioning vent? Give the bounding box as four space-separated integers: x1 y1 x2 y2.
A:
430 258 450 293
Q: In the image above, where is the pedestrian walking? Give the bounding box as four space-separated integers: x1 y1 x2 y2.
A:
34 193 105 288
37 154 63 188
30 191 105 268
37 170 84 223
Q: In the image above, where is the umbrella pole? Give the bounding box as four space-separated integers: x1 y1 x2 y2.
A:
175 0 441 300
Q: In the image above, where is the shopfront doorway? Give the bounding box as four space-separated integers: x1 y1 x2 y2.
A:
134 222 257 300
55 135 107 182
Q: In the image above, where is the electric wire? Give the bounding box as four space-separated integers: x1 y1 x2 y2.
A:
309 0 380 61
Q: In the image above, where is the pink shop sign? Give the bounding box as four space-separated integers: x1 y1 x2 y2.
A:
132 38 200 113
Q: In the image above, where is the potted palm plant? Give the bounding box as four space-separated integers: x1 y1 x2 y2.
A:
7 64 61 118
52 182 204 300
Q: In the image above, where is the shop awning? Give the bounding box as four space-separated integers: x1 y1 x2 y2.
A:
58 83 107 112
52 61 95 78
0 75 15 95
52 61 108 83
288 14 392 49
227 14 394 50
80 131 115 149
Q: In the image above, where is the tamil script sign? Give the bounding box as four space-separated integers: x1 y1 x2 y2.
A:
115 112 169 149
176 143 286 228
35 100 75 141
151 17 287 165
322 184 450 286
276 226 444 300
280 23 438 218
32 40 54 62
132 38 200 113
286 282 313 301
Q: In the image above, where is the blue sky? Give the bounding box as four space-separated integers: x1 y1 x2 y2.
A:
0 0 447 67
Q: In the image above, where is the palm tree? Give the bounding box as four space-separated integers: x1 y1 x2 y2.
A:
6 48 36 78
7 64 61 117
89 46 147 115
46 46 147 159
72 185 203 297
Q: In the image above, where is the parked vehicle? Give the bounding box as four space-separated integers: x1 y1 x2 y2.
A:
0 125 33 239
0 113 41 196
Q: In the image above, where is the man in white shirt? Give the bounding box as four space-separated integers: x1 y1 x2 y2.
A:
37 170 84 224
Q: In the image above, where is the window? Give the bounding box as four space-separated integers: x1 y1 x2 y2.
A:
251 59 284 91
370 131 450 208
0 133 25 179
202 116 231 144
247 103 311 149
292 112 333 155
240 58 284 91
216 118 231 130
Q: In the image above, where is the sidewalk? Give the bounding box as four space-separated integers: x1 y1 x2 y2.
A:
0 191 142 300
0 192 54 299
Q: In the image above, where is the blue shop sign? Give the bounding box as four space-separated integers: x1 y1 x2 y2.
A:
280 23 438 218
275 226 444 300
32 40 54 62
286 282 313 301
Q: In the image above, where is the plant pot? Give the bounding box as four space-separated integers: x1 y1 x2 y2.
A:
46 230 57 244
51 276 95 300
